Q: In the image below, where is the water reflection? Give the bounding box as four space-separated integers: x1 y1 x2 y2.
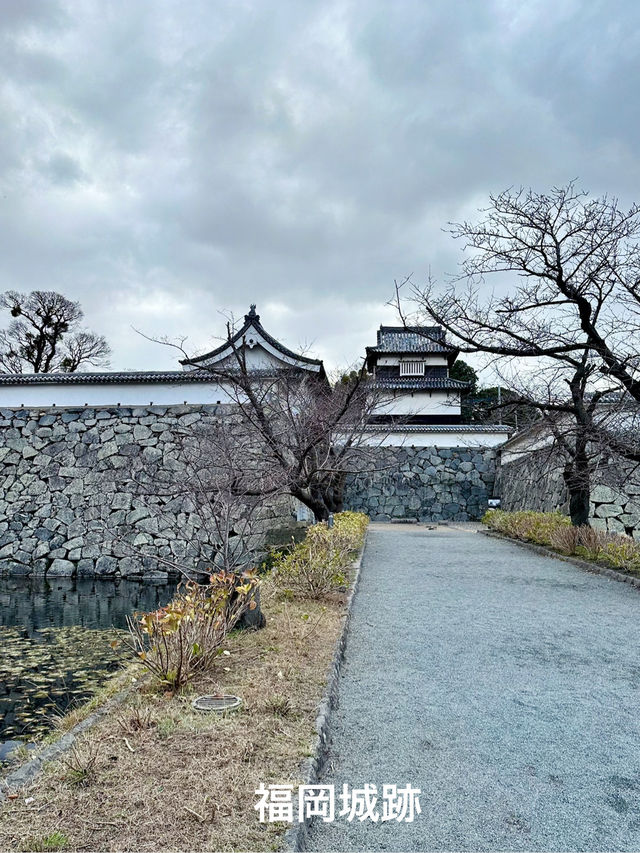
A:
0 577 177 745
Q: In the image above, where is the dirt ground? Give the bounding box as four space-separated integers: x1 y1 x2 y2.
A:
0 581 344 852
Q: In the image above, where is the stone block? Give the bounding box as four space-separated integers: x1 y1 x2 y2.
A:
77 558 96 576
178 413 201 427
48 558 75 577
95 555 118 575
133 425 152 440
594 503 623 518
118 557 141 576
620 512 640 529
591 485 618 504
34 526 56 542
97 440 118 460
607 518 626 535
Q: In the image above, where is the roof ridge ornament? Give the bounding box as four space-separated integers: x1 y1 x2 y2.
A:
245 304 260 323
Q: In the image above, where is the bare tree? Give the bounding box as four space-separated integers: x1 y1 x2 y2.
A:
193 362 379 522
107 411 274 626
148 322 386 522
0 290 111 373
398 183 640 525
116 411 278 579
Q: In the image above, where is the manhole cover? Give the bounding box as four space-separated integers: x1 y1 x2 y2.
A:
191 694 242 713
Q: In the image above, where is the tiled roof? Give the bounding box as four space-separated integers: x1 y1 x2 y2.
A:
181 305 324 371
368 325 455 354
374 377 469 391
0 370 219 386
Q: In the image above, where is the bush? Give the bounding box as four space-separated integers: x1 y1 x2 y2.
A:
599 539 640 573
482 509 570 545
273 511 369 599
483 509 640 575
122 571 260 689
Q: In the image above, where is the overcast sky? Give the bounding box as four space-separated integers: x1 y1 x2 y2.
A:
1 0 640 375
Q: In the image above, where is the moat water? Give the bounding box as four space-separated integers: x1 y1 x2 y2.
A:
0 577 177 753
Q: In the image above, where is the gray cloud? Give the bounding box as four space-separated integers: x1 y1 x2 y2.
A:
0 0 638 373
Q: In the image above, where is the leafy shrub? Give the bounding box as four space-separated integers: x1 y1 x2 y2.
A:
482 509 570 545
483 509 640 574
273 511 369 599
122 571 259 689
599 539 640 573
332 511 370 548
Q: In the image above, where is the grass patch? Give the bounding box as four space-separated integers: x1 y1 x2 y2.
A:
483 509 640 575
24 831 69 851
0 579 345 852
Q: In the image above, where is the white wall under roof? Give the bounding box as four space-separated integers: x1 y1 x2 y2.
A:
375 355 449 367
372 390 460 417
363 428 510 448
185 342 286 372
0 380 235 409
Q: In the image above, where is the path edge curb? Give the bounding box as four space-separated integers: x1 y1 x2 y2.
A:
481 529 640 590
283 528 369 852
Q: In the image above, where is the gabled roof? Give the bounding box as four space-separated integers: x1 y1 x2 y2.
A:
366 325 458 368
180 305 325 377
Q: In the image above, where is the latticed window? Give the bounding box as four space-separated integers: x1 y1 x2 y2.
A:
399 360 425 376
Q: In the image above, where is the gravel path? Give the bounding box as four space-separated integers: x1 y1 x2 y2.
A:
306 523 640 851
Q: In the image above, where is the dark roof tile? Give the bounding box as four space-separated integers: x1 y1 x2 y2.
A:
368 325 454 354
374 377 469 391
0 370 218 386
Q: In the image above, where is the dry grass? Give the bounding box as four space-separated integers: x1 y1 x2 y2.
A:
0 580 344 852
484 509 640 575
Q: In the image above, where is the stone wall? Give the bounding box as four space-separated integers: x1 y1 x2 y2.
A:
344 446 497 521
495 451 568 515
0 405 294 579
497 452 640 539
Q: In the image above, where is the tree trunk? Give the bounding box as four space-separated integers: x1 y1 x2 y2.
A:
567 483 590 527
563 455 591 527
292 488 331 522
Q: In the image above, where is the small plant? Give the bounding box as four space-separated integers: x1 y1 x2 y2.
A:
157 716 178 739
573 526 607 561
549 524 580 555
60 739 100 787
117 704 155 735
599 539 640 573
264 695 294 717
121 571 260 689
27 831 69 851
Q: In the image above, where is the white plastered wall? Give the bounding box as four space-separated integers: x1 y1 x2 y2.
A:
372 391 460 417
0 380 235 409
